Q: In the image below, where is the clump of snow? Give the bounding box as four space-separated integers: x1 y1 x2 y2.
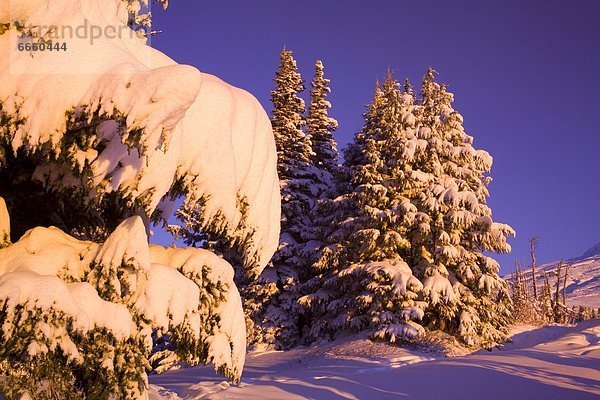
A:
138 264 201 335
95 216 152 273
0 225 98 279
0 0 280 273
372 322 424 342
423 269 458 304
0 271 134 341
149 245 247 378
359 259 423 296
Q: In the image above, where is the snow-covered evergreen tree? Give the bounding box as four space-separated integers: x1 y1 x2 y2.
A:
300 72 425 343
301 69 514 349
252 55 342 349
304 59 341 246
406 68 515 347
306 60 339 183
249 48 313 347
0 1 280 398
294 60 342 337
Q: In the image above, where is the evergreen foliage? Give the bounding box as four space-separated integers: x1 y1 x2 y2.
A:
302 69 515 348
243 48 312 347
306 60 339 182
255 55 342 348
300 72 426 343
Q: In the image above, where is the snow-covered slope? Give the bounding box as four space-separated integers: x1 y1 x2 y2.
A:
149 320 600 399
583 242 600 259
504 253 600 308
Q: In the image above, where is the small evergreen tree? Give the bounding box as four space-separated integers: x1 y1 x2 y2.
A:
510 261 537 323
539 271 555 324
306 60 339 183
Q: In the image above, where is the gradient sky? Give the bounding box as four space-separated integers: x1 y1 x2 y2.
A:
150 0 600 272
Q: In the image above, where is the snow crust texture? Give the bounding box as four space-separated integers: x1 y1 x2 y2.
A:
148 320 600 400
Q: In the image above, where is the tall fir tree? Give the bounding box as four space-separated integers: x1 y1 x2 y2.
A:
300 60 340 252
306 60 339 183
253 48 317 347
295 60 341 341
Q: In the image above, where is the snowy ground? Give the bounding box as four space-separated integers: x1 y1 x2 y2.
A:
149 320 600 400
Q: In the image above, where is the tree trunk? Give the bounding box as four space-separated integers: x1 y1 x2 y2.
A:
562 262 569 306
554 261 563 322
530 237 539 300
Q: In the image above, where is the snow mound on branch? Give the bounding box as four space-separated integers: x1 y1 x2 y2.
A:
423 270 458 304
0 271 134 339
0 0 280 273
357 259 423 296
96 216 152 272
372 322 424 342
0 216 247 398
138 264 201 334
0 225 98 279
149 244 247 377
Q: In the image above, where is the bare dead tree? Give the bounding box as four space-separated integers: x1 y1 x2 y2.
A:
522 257 529 298
562 262 570 307
514 259 521 293
554 260 564 321
530 237 539 300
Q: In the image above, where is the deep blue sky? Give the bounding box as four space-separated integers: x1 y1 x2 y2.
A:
150 1 600 272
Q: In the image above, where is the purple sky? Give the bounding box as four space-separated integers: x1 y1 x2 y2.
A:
151 0 600 272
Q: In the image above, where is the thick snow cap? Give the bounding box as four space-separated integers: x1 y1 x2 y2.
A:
0 0 280 272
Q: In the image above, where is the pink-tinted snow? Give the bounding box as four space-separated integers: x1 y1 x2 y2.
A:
149 320 600 399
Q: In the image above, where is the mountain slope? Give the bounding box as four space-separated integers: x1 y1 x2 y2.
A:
583 242 600 259
504 253 600 308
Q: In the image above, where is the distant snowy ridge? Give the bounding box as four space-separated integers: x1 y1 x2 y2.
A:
582 242 600 259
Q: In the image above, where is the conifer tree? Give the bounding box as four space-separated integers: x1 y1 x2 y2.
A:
302 68 514 349
405 68 515 347
294 60 341 340
254 48 316 347
301 72 425 343
306 60 339 183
